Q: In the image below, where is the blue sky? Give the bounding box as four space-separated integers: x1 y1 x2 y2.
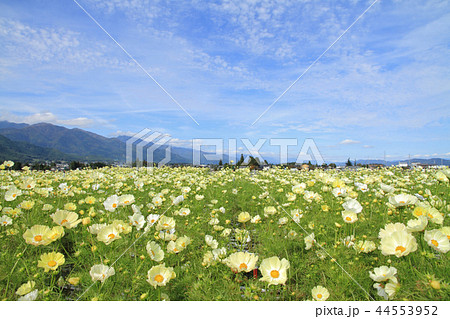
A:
0 0 449 163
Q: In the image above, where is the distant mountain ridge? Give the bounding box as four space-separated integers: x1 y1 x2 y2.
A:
0 121 225 164
0 134 79 162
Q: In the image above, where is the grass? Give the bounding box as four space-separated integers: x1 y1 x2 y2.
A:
0 166 449 301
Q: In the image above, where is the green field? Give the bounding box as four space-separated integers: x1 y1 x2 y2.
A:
1 165 449 301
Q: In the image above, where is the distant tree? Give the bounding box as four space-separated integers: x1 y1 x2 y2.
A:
12 161 23 171
264 159 268 165
346 158 353 167
69 161 86 170
237 154 244 166
31 162 52 171
90 162 107 169
329 163 336 168
248 156 260 167
218 159 223 166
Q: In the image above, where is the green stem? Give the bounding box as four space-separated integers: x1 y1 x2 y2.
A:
3 245 27 299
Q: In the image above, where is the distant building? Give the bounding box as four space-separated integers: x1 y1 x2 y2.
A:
411 163 431 169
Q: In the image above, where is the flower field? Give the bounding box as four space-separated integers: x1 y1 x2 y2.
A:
1 163 449 301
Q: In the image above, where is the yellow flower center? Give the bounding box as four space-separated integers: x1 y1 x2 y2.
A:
239 263 248 270
135 221 139 224
2 221 7 225
431 239 439 247
108 233 115 239
124 201 129 204
395 246 406 253
61 219 68 225
27 185 31 188
48 260 57 267
154 274 164 283
163 223 169 227
150 219 155 223
34 235 42 242
345 217 351 221
270 270 280 278
112 203 117 208
12 194 17 198
399 201 405 204
317 294 323 299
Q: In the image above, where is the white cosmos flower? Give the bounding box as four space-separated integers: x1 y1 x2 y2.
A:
369 266 398 282
378 223 407 239
172 195 184 205
146 241 164 262
1 215 12 226
90 264 115 282
380 183 395 193
103 195 119 212
205 235 218 249
424 229 450 253
342 198 363 214
118 194 135 206
177 208 191 216
389 194 418 207
332 187 347 197
406 216 428 232
304 233 315 250
129 213 146 230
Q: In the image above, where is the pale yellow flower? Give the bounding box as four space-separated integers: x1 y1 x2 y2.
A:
146 241 164 262
424 229 450 253
259 256 290 286
380 231 417 257
38 252 65 272
147 264 175 288
90 264 115 282
225 251 258 273
238 212 251 223
16 281 36 296
312 286 330 301
23 225 51 246
97 225 121 245
50 210 81 229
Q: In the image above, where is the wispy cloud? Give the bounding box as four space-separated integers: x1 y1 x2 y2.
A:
339 139 361 145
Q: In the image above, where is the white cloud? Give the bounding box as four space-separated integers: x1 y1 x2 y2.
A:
0 112 95 128
109 130 136 137
339 139 360 145
0 18 129 70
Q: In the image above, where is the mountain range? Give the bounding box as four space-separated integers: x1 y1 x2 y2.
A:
0 121 448 166
0 121 224 164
